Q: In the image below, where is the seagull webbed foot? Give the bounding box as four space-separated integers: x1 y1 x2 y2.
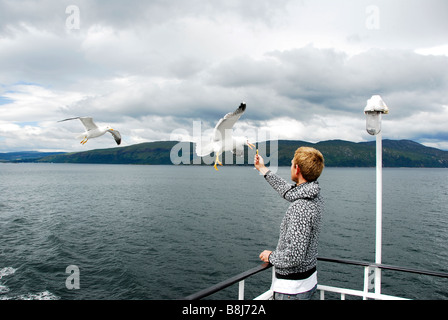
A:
213 155 223 171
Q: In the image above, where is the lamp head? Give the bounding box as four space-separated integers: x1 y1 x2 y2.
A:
364 95 389 135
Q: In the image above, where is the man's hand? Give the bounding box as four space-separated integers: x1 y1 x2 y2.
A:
254 155 270 175
259 250 272 263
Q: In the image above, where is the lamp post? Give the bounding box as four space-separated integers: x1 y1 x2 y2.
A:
364 95 389 296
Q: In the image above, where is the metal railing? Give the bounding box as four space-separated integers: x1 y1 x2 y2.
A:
183 257 448 300
184 262 272 300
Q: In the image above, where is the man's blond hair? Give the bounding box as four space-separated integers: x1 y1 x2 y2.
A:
293 147 325 182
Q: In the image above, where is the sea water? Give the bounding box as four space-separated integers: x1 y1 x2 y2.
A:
0 164 447 300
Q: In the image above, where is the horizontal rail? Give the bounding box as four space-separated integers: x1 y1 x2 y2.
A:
183 257 448 300
318 257 448 278
183 263 272 300
317 284 409 300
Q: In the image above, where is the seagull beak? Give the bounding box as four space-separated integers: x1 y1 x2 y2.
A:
246 141 255 149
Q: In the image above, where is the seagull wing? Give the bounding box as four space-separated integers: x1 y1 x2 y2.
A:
109 130 122 145
78 117 98 131
213 102 246 142
58 117 98 131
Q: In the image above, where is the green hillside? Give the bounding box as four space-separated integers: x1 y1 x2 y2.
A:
37 141 180 165
32 139 448 168
0 151 65 162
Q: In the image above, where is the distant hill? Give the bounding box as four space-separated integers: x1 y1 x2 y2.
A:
25 139 448 168
0 151 65 162
37 141 182 165
313 139 448 167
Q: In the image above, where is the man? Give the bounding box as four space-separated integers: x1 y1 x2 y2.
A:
254 147 324 300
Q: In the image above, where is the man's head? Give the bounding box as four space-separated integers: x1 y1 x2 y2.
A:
291 147 325 183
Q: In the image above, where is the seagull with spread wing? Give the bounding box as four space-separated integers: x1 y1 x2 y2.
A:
58 116 121 145
195 102 255 170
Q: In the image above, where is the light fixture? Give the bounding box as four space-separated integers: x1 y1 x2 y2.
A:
364 95 389 135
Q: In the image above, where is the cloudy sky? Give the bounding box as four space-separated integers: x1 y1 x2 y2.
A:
1 0 447 153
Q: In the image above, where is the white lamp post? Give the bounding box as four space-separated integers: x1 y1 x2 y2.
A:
364 95 389 296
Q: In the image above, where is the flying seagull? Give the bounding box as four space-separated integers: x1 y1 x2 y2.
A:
58 116 121 145
195 102 255 170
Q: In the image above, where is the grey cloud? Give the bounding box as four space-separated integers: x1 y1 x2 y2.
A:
60 44 448 129
64 77 247 123
207 55 281 88
206 46 448 121
0 0 68 35
0 30 104 86
309 0 448 50
0 0 292 87
373 0 448 48
0 0 292 35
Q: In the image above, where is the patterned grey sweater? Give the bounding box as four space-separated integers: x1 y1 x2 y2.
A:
265 171 323 276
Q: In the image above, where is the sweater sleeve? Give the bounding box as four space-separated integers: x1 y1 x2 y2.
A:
264 171 297 203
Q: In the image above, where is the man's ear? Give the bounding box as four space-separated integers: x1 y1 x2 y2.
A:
295 165 300 175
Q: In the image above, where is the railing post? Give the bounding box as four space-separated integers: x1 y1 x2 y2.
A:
363 266 373 300
238 280 245 300
375 132 383 295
